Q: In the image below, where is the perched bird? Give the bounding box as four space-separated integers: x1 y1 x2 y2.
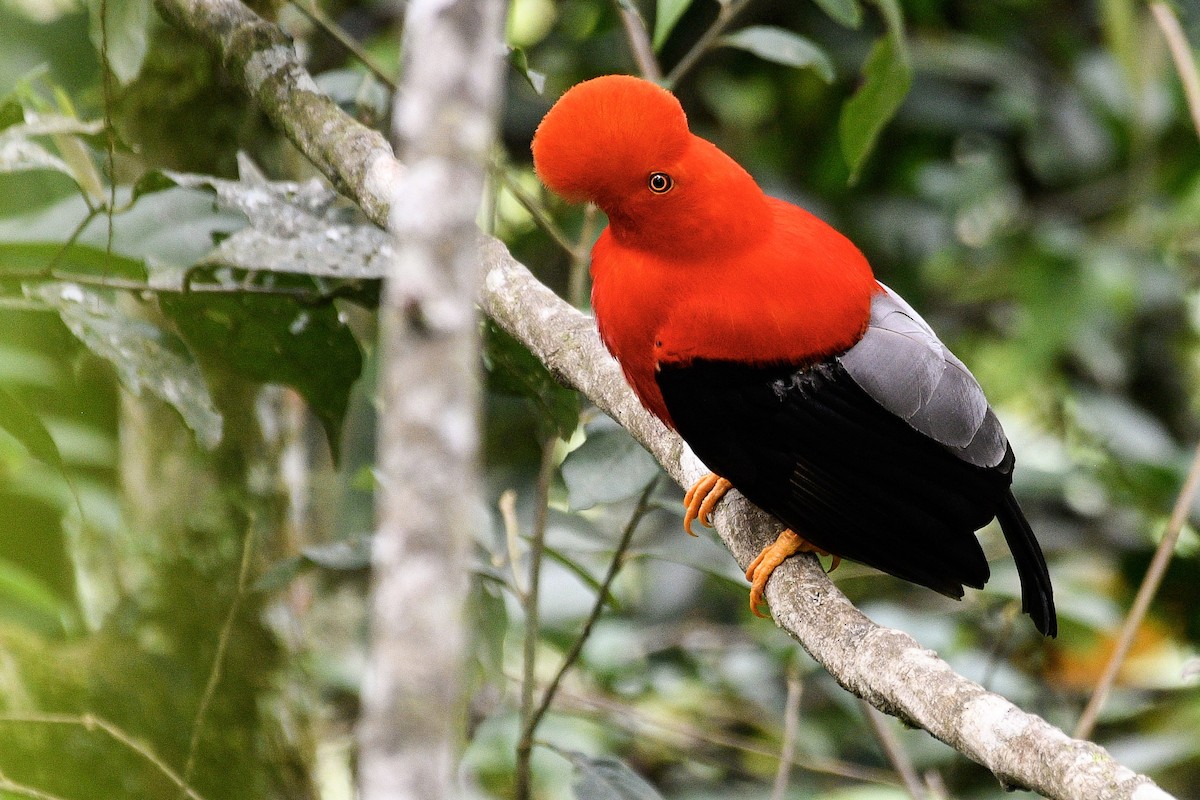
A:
531 75 1057 636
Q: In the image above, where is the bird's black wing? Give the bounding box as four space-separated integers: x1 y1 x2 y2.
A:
657 287 1056 634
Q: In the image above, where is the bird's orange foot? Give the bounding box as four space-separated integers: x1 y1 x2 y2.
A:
683 472 733 536
745 530 841 618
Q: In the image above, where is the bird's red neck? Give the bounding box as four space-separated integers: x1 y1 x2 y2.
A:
592 198 878 427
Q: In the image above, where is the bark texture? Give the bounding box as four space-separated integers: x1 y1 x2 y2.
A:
155 2 1178 798
356 0 505 799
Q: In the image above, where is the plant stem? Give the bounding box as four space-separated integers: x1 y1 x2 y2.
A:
1150 1 1200 138
567 203 599 309
859 698 926 800
182 527 255 790
289 0 398 90
612 0 662 82
519 477 657 746
514 436 558 800
1074 441 1200 739
38 207 103 279
0 714 207 800
769 663 802 800
664 0 753 89
496 167 581 259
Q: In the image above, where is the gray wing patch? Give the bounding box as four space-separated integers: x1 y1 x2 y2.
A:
838 284 1008 468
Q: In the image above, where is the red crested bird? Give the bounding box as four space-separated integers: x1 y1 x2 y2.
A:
531 74 1057 636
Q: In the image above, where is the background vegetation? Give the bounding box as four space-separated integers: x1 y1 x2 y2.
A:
0 0 1197 798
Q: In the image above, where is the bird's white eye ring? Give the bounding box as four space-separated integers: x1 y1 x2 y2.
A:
648 172 673 194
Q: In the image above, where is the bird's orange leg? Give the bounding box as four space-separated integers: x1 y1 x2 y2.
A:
745 530 842 618
683 472 733 536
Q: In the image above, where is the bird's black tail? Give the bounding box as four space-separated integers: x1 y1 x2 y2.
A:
996 489 1057 637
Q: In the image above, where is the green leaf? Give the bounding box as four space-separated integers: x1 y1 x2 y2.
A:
164 171 383 280
566 752 665 800
484 320 579 439
0 558 75 637
0 185 246 279
0 241 147 280
35 283 224 449
838 0 911 184
253 555 311 593
130 169 179 202
300 537 371 571
542 545 622 612
0 97 25 132
812 0 861 27
87 0 153 84
253 536 371 592
720 26 835 82
0 134 71 177
652 0 694 51
0 385 67 475
560 426 660 510
509 47 546 95
160 292 363 457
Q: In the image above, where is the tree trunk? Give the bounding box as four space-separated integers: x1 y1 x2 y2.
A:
356 0 506 798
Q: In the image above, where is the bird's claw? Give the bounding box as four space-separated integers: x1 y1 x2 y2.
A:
745 530 839 618
682 473 733 536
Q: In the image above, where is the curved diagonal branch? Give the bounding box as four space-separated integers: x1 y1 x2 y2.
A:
154 0 400 228
478 237 1172 800
153 1 1177 798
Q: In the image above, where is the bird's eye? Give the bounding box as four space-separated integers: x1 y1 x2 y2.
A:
648 172 673 194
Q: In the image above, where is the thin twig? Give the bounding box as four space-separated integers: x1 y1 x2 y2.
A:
770 663 803 800
1075 441 1200 739
1150 1 1200 139
498 488 526 599
664 0 754 88
182 527 256 789
0 714 207 800
496 167 580 259
544 683 898 785
288 0 398 90
520 477 658 743
567 204 599 309
859 698 926 800
514 436 558 800
99 0 116 255
37 207 103 279
612 0 662 82
0 772 72 800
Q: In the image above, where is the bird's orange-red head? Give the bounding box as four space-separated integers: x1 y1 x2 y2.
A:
532 75 769 256
532 75 688 205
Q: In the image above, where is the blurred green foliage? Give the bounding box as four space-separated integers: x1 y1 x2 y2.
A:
0 0 1197 798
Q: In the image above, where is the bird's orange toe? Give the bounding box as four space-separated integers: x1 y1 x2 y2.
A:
746 530 837 618
682 472 732 536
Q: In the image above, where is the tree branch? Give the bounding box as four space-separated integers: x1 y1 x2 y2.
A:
154 1 1178 797
153 0 399 229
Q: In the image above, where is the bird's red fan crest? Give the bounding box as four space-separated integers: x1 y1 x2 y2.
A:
532 75 689 206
